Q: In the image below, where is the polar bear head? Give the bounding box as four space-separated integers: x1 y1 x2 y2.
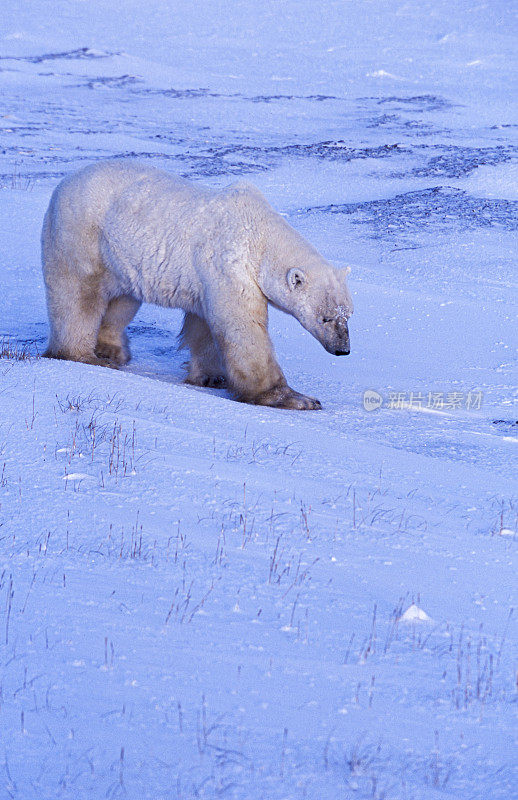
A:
260 257 354 356
239 187 354 355
284 263 353 355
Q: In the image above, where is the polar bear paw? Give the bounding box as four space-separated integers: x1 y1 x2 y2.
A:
185 374 228 389
251 384 322 410
95 342 131 366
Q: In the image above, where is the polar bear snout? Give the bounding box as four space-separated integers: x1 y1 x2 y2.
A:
334 317 350 355
318 316 350 356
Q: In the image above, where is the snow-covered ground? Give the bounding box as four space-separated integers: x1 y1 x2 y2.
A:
1 1 517 797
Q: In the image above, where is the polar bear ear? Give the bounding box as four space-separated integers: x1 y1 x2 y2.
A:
287 268 306 290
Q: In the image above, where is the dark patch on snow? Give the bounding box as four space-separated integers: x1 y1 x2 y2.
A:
83 149 268 178
167 141 406 178
0 125 42 135
127 323 185 360
85 75 142 90
304 94 338 102
112 140 515 181
0 169 70 185
373 94 453 112
179 155 269 178
0 47 116 63
180 141 405 176
410 145 514 178
131 86 338 103
106 151 182 163
307 187 518 237
249 93 338 103
137 86 221 99
188 161 269 177
212 140 403 162
366 113 401 128
492 419 518 431
365 114 437 137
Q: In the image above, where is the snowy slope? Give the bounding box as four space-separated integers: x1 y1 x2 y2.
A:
1 1 517 798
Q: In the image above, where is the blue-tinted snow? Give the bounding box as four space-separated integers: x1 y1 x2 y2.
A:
0 1 517 798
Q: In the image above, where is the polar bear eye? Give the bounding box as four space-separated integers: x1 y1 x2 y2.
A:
322 316 334 324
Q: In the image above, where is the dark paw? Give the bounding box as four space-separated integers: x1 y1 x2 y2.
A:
83 355 120 369
279 392 322 410
44 350 119 369
185 374 227 388
251 385 322 410
95 342 130 366
202 375 227 388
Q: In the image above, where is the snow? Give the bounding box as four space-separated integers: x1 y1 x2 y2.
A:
1 1 517 798
461 162 518 201
399 605 433 624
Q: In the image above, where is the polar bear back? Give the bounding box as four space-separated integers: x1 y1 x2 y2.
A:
44 160 259 310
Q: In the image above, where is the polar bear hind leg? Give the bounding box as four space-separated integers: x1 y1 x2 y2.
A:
179 312 227 388
95 295 141 365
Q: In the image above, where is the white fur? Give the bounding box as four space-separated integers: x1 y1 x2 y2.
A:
41 160 353 409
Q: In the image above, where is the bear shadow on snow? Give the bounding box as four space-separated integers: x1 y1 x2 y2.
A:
41 160 353 410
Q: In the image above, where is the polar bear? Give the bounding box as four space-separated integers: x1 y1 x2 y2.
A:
41 160 353 410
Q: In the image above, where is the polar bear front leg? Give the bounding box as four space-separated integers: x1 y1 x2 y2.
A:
210 306 321 410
